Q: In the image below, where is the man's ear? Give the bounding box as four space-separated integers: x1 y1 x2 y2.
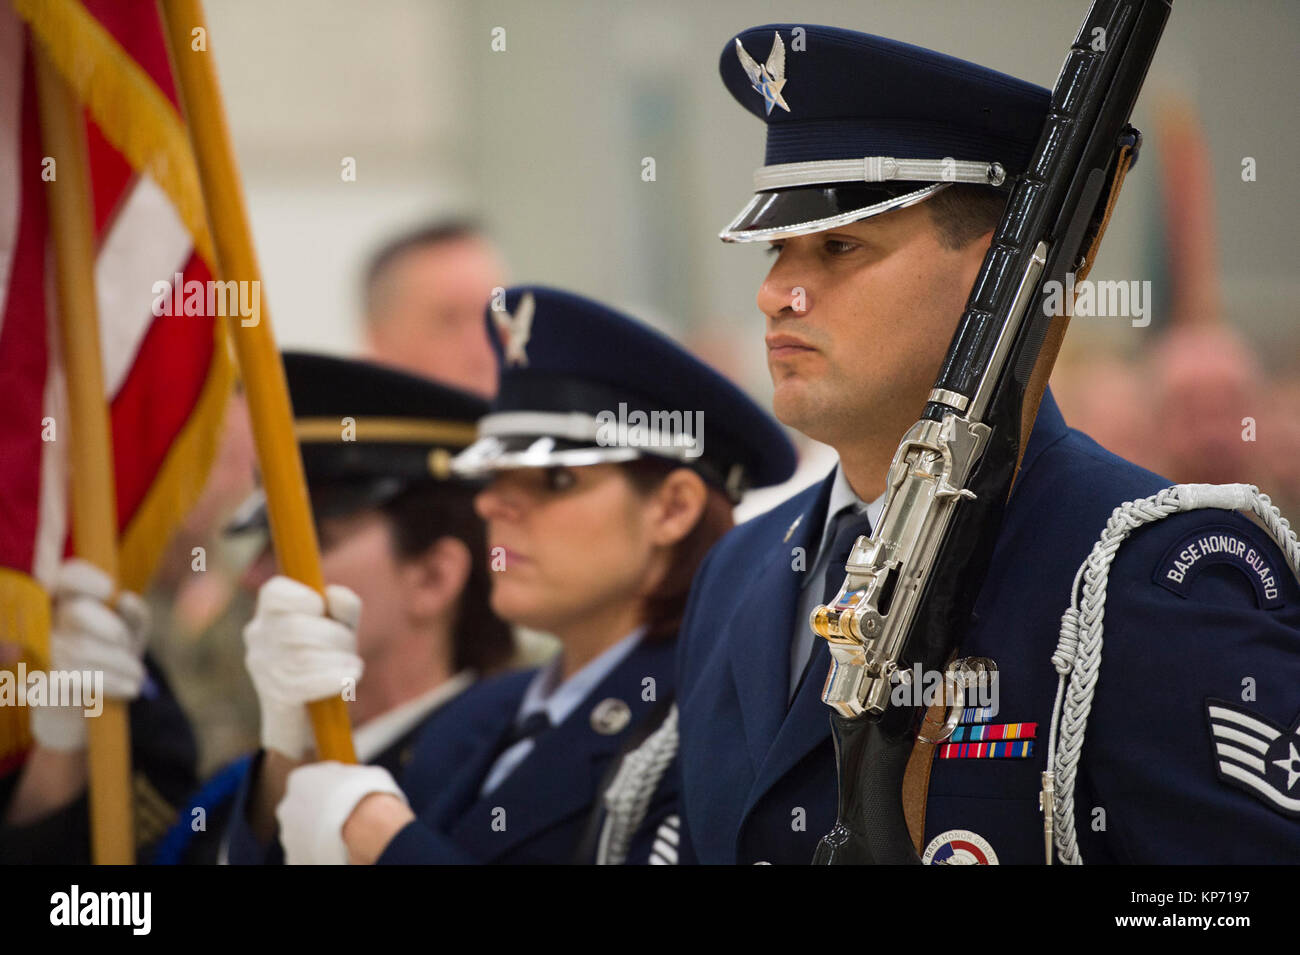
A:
400 536 472 622
647 468 709 549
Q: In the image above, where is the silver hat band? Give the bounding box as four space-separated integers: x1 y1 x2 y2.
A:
468 410 704 463
478 410 606 443
752 157 1006 192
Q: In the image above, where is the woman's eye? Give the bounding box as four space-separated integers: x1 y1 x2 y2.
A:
544 467 577 492
824 238 857 255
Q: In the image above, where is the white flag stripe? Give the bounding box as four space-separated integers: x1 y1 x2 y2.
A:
1211 723 1271 754
1214 742 1266 774
1219 761 1300 813
95 176 192 397
1208 705 1280 741
0 5 25 333
34 320 67 590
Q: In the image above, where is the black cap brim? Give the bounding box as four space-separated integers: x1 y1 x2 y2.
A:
720 181 946 242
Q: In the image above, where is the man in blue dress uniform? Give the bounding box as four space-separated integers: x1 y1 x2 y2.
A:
670 24 1300 865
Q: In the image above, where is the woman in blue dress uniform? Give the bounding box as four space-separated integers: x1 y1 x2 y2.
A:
260 286 796 863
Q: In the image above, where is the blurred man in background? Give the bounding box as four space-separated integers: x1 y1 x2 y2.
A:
361 220 506 398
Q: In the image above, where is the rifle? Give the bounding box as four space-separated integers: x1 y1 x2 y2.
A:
809 0 1172 864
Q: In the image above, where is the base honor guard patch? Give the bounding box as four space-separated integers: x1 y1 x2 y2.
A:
922 829 999 865
1206 699 1300 818
1154 523 1284 609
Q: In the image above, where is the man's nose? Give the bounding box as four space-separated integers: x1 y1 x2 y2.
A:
756 255 811 319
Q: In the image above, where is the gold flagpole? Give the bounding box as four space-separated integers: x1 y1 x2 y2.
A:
156 0 355 763
33 45 134 865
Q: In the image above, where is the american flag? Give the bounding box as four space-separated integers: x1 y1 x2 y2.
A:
0 0 230 766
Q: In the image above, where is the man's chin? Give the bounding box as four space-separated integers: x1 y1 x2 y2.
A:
771 380 823 436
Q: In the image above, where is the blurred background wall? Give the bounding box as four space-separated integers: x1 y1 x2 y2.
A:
202 0 1299 368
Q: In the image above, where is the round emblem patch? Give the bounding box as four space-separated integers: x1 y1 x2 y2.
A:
589 697 632 735
921 829 999 865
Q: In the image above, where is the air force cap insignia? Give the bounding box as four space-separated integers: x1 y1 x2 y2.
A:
492 291 535 367
735 32 790 115
1206 699 1300 818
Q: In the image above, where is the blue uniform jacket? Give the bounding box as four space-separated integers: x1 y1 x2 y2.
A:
379 636 677 864
675 390 1300 864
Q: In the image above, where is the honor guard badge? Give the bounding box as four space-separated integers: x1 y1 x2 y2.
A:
590 697 632 736
1206 699 1300 818
922 829 999 865
734 32 790 115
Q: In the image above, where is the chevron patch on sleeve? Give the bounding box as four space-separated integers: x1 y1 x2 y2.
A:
649 814 680 865
1205 699 1300 819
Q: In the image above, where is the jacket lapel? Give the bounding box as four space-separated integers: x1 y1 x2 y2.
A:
448 639 675 860
747 640 834 814
727 475 834 771
429 706 520 829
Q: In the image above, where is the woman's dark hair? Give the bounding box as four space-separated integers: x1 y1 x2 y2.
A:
378 480 514 674
620 458 735 644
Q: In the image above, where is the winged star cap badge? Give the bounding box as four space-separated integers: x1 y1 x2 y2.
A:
735 32 790 116
493 292 535 367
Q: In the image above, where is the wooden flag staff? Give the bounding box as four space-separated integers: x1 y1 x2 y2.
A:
33 45 134 865
157 0 356 763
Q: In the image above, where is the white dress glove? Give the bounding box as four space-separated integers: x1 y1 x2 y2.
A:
29 559 150 751
277 761 406 865
243 576 363 760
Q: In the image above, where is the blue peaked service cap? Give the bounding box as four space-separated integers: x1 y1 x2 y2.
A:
719 24 1050 241
452 287 797 501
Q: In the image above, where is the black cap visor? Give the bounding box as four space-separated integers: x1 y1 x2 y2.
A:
720 181 946 242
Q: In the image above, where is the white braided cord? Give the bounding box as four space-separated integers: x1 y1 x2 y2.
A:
595 704 680 865
1046 483 1299 865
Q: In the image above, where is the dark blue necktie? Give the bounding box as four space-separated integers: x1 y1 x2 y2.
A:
494 710 552 757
